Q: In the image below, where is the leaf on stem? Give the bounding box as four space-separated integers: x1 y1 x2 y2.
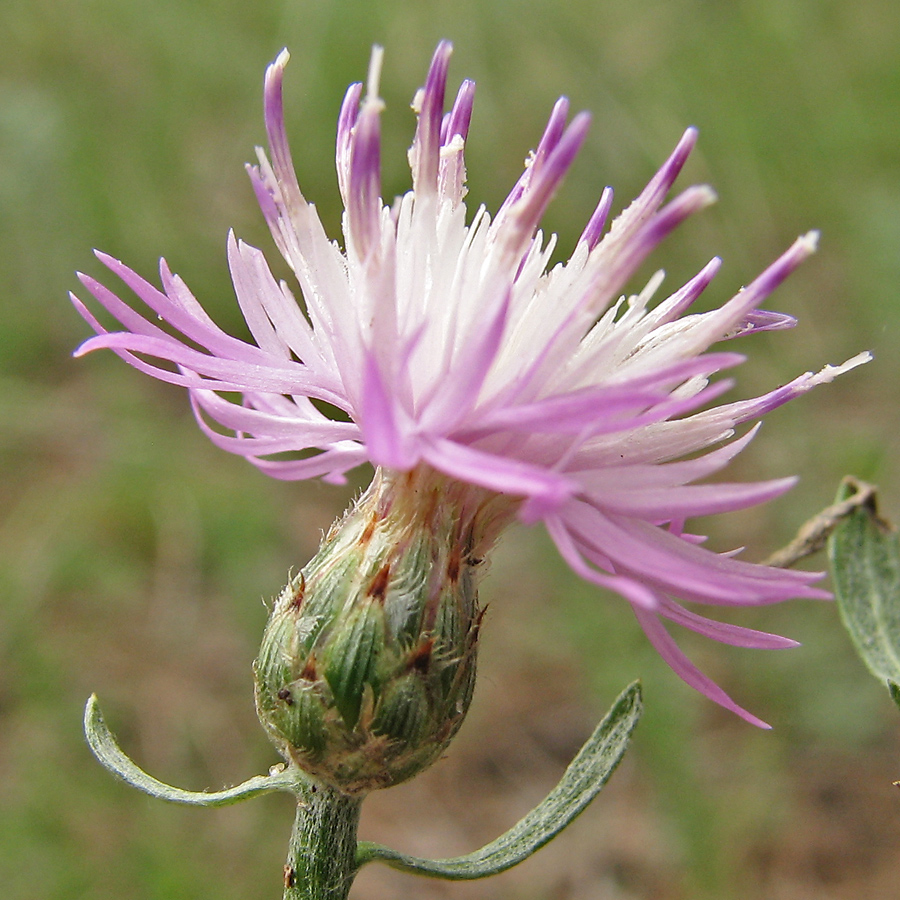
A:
828 478 900 711
84 694 300 804
355 680 642 879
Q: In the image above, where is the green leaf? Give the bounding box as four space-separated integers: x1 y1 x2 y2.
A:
84 694 299 805
889 682 900 713
356 681 642 880
828 481 900 698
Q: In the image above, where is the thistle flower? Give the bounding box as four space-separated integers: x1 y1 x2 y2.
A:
72 42 869 730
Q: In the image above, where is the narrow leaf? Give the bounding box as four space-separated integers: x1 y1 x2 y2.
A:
828 480 900 696
84 694 299 805
356 681 642 879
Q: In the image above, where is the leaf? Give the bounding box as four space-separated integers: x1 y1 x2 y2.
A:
84 694 299 805
355 680 642 880
890 681 900 713
828 480 900 697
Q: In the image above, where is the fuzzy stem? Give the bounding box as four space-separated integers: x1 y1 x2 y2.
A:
283 781 363 900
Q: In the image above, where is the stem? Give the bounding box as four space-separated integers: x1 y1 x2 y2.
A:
283 780 363 900
764 476 885 568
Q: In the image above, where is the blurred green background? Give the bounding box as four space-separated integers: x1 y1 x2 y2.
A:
2 0 899 897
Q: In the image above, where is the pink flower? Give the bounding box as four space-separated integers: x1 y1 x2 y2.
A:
72 42 868 727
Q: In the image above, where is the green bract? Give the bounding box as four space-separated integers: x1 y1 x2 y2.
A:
254 467 516 793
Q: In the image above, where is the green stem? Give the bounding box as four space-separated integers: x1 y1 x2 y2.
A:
283 781 363 900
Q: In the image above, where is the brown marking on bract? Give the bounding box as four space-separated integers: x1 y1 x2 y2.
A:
367 563 391 603
360 515 377 546
446 547 461 583
471 605 488 640
283 865 296 889
423 488 439 523
407 637 434 675
300 654 318 681
277 687 294 706
288 573 306 612
463 524 476 556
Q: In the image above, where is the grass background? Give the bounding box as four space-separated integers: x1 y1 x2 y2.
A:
1 0 898 897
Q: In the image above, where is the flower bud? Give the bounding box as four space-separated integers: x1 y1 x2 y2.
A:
254 467 516 794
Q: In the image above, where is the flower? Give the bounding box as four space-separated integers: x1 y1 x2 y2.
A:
72 41 869 728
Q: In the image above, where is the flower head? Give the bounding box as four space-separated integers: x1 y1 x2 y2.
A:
72 42 869 727
254 465 510 793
